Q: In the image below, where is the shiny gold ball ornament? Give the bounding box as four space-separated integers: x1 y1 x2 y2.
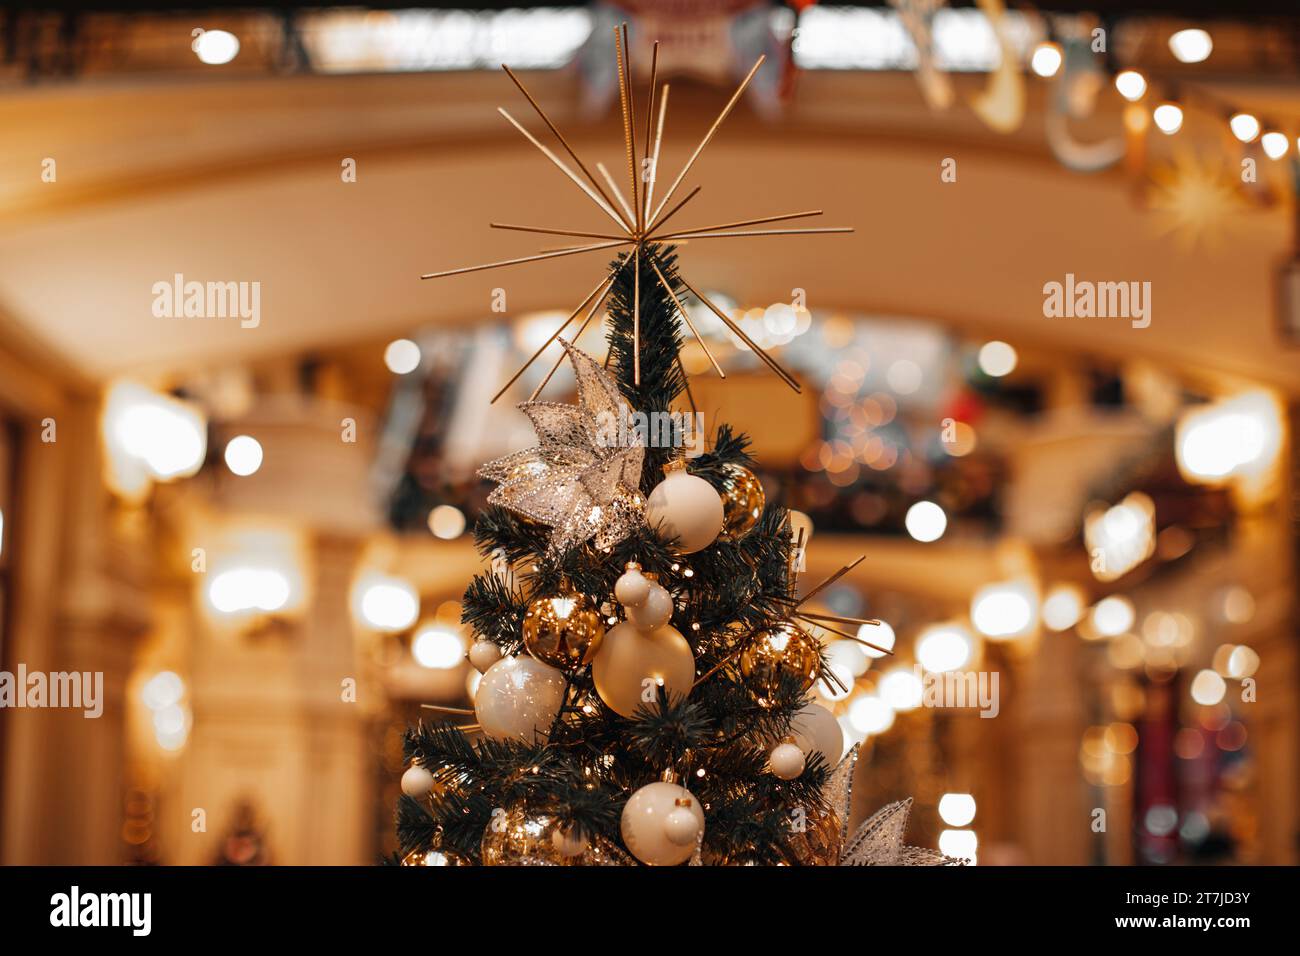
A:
788 809 842 866
739 627 820 706
522 590 605 669
401 846 472 866
481 805 570 866
591 621 695 717
717 463 765 541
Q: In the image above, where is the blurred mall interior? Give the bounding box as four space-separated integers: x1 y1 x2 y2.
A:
0 1 1297 865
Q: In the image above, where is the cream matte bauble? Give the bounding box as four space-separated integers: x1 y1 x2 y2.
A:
625 582 673 630
591 622 695 717
790 701 843 767
645 465 724 553
768 742 806 780
469 639 503 673
401 764 436 798
620 781 704 866
614 563 651 607
474 655 567 741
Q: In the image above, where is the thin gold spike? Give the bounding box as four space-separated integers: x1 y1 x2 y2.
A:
538 239 636 253
657 227 854 241
500 64 632 232
614 24 640 235
678 354 698 416
798 611 884 627
653 209 823 239
633 245 641 385
647 54 765 229
419 704 476 715
796 617 893 656
677 275 801 393
641 42 659 229
497 108 630 234
644 83 669 230
648 184 700 238
649 259 725 379
596 162 637 227
797 554 866 607
491 222 626 242
422 238 628 280
490 272 613 402
529 255 633 400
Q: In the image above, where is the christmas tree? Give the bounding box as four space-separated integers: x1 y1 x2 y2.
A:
396 26 936 867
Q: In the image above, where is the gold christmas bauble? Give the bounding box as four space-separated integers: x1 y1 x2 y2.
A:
591 621 695 717
739 627 820 706
717 464 765 541
522 591 605 669
481 806 569 866
401 846 472 866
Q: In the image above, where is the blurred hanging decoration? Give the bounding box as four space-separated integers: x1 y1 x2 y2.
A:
1146 150 1247 251
968 0 1025 133
479 340 646 555
577 1 791 117
1045 36 1126 174
889 0 954 111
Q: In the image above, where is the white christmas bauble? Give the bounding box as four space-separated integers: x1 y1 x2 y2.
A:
474 655 567 741
401 764 435 798
790 701 843 767
645 468 724 553
551 826 589 858
469 639 503 673
591 622 695 718
621 781 704 866
626 582 673 630
788 509 814 547
614 564 651 607
768 742 806 780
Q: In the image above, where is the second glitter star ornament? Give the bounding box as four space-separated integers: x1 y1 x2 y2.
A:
479 340 646 555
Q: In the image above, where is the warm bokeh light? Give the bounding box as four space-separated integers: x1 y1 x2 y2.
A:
1041 584 1085 631
141 671 184 711
384 338 422 374
1190 668 1227 706
354 575 420 632
1168 28 1212 63
938 828 978 863
976 340 1017 377
103 381 207 493
1176 391 1282 484
905 500 947 542
412 625 465 669
224 435 264 477
971 581 1035 640
427 504 467 539
847 693 894 735
879 667 923 711
1228 113 1260 143
938 793 976 827
916 624 972 673
1091 595 1135 637
208 566 291 615
194 29 240 65
1114 70 1147 101
1261 131 1290 159
857 620 895 659
1084 492 1155 582
1029 42 1062 78
1152 103 1183 134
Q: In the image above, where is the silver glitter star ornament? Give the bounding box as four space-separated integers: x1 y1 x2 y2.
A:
479 339 646 555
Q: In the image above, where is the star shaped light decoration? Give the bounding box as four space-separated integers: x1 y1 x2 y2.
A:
422 21 852 401
479 339 646 554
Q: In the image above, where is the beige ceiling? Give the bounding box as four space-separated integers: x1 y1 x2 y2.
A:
1 68 1297 391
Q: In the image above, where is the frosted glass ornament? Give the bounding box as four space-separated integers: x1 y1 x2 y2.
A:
469 639 503 673
768 742 806 780
401 764 435 798
615 562 651 607
474 655 566 741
